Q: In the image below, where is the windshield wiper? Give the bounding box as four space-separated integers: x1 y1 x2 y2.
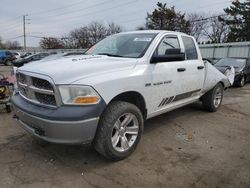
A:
96 53 124 57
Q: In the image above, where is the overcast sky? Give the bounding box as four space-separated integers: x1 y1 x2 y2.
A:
0 0 232 47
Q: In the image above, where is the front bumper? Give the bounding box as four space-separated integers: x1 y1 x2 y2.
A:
12 94 106 144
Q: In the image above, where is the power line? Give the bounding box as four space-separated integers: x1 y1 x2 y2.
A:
184 0 232 12
5 35 23 41
190 14 227 23
30 0 228 28
0 16 22 26
31 0 141 28
0 24 22 34
2 0 232 45
32 0 114 22
30 0 91 16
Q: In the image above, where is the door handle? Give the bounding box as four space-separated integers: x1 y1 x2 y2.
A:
177 68 186 72
197 66 204 70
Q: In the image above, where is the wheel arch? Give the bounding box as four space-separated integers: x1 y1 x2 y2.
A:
109 91 147 120
218 81 225 88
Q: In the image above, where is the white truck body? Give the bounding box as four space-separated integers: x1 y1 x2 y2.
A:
12 30 230 159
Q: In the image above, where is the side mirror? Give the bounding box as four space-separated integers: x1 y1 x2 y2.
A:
150 48 185 64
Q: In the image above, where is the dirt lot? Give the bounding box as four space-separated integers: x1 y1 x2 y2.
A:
0 65 250 188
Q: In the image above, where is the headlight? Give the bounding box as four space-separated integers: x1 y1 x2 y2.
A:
58 85 101 105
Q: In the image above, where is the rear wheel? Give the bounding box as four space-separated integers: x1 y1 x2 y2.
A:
202 83 224 112
94 101 144 161
239 76 245 87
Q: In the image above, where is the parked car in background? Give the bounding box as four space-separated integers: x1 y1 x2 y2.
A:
0 50 16 66
13 52 21 59
12 53 50 67
214 58 250 87
20 52 32 58
204 58 220 65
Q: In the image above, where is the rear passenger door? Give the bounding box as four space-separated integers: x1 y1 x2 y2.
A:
179 36 205 95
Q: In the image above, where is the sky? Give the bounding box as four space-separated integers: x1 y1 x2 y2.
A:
0 0 233 47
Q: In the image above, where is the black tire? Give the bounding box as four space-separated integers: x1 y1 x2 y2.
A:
5 60 12 66
93 101 144 161
201 83 224 112
238 76 245 87
5 105 11 113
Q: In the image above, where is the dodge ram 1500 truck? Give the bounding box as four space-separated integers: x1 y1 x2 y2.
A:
12 30 230 160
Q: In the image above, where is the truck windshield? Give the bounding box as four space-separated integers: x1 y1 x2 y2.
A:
86 33 157 58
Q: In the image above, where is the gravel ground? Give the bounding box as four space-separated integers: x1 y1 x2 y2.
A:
0 65 250 188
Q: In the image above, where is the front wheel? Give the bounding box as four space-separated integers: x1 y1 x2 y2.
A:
201 83 224 112
5 60 12 66
94 101 144 161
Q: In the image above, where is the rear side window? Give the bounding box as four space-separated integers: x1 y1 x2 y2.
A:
182 36 198 60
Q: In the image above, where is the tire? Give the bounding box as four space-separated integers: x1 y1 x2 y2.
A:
238 76 245 87
202 83 224 112
93 101 144 161
5 60 12 66
5 105 11 113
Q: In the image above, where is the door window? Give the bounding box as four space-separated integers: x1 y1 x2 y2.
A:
156 36 180 55
182 36 198 60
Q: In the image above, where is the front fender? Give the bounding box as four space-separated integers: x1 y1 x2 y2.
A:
72 66 149 107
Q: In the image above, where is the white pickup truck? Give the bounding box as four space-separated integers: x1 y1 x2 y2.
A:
12 30 230 160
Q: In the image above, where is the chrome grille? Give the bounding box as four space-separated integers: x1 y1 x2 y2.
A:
16 73 58 107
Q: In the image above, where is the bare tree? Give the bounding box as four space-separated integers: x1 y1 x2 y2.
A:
39 21 123 49
88 22 107 44
188 13 207 42
203 15 229 43
107 22 122 35
65 26 91 49
5 40 21 50
40 37 65 49
0 36 6 49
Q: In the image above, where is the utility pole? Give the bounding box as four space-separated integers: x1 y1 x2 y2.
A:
23 14 29 50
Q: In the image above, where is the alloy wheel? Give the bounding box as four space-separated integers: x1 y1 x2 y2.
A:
111 113 139 152
213 87 222 108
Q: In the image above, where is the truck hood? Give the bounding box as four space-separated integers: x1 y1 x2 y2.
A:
18 55 137 84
